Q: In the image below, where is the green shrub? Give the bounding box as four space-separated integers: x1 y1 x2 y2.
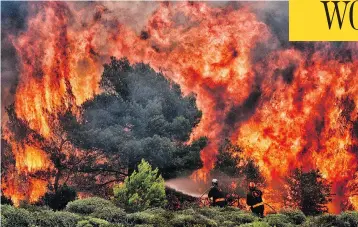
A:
222 220 236 227
66 197 115 215
141 208 174 221
170 214 217 227
76 218 111 227
33 210 81 227
179 208 196 215
280 209 306 224
264 214 292 227
90 206 126 223
19 201 50 212
88 217 111 226
239 221 270 227
134 225 154 227
113 159 167 212
33 210 58 227
337 211 358 227
196 207 221 219
230 213 257 224
77 220 93 227
312 214 339 227
1 204 34 227
126 211 167 226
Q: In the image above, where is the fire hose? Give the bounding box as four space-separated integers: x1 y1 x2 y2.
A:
263 202 277 213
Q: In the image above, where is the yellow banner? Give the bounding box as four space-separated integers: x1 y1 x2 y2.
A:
289 0 358 41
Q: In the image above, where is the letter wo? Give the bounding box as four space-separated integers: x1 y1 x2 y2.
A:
321 1 350 29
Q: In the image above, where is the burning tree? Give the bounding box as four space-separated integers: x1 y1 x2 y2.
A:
284 168 332 215
64 57 206 179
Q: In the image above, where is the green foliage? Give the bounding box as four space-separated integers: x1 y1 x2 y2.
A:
239 221 271 227
65 58 204 180
263 214 293 227
229 213 257 224
113 159 166 212
5 199 358 227
90 206 126 223
337 211 358 227
169 214 217 227
126 212 166 226
76 217 112 227
310 214 339 227
285 168 332 215
42 185 77 210
280 209 306 224
77 220 93 227
1 204 34 227
66 197 116 215
33 210 81 227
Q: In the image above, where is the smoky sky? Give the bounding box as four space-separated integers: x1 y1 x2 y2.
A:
1 1 28 117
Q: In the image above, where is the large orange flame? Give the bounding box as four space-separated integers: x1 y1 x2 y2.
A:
2 2 357 212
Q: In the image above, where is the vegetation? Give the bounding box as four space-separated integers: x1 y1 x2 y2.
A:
2 202 358 227
64 57 206 180
285 168 332 215
2 57 206 198
113 159 167 212
41 184 77 210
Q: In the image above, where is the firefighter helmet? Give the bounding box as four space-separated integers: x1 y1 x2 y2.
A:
212 179 218 186
249 182 256 189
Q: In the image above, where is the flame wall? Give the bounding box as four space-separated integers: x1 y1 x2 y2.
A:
1 2 357 211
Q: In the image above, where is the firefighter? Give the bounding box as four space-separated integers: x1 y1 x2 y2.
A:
208 179 227 207
246 182 264 217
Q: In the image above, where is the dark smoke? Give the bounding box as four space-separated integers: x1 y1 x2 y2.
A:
1 2 28 118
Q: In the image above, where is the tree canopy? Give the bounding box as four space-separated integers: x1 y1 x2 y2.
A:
64 57 206 179
284 168 332 215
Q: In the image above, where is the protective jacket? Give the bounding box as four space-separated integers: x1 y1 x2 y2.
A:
246 188 264 217
208 186 226 207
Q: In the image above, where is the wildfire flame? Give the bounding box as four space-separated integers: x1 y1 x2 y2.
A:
2 2 357 212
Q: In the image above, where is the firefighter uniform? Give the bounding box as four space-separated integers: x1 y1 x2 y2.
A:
208 186 227 207
246 188 264 217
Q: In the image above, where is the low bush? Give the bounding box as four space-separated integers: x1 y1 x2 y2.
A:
19 201 50 212
1 204 34 227
170 214 217 227
126 211 167 226
312 214 339 227
196 207 221 219
337 211 358 227
77 220 93 227
264 214 292 227
76 217 111 227
133 225 154 227
33 210 81 227
230 213 257 224
66 197 116 215
280 209 306 224
221 220 236 227
239 221 270 227
90 206 126 223
179 208 197 215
